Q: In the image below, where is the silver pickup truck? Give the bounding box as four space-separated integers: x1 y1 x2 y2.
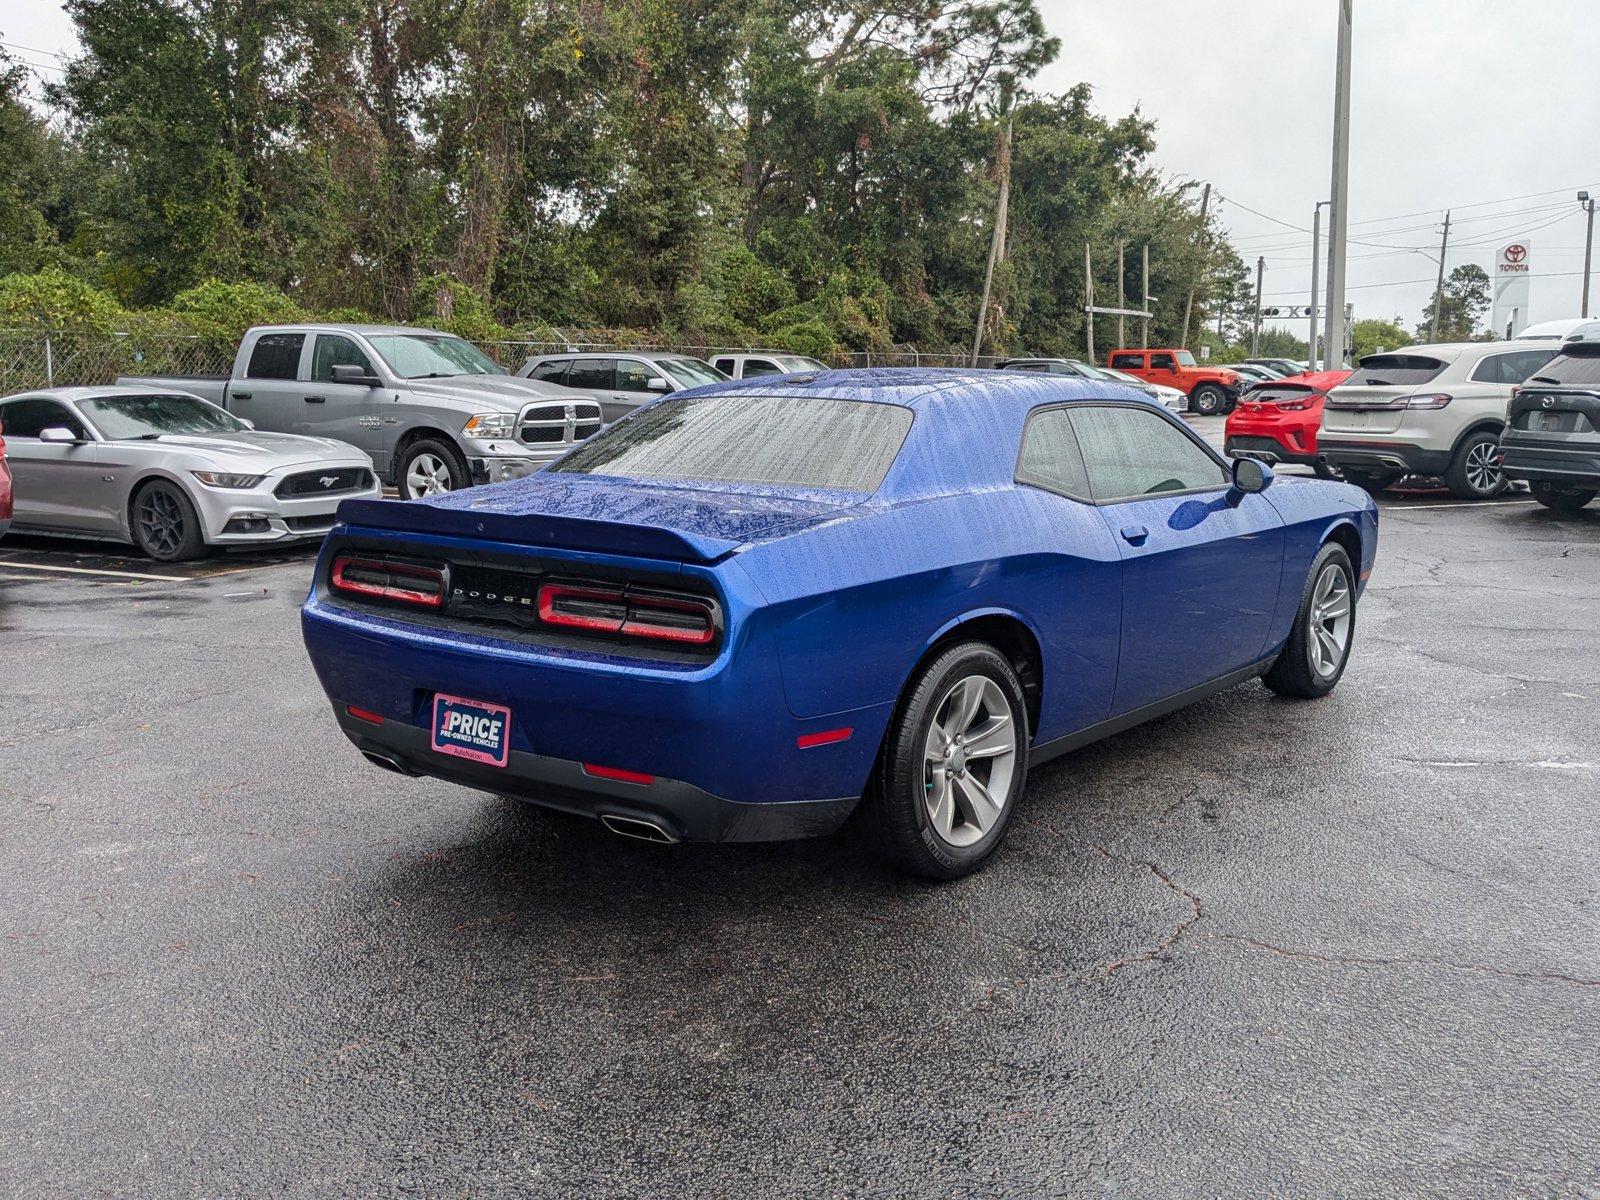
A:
120 324 601 498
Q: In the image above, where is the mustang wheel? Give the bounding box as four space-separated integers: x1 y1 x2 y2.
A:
866 641 1028 879
131 480 208 562
1263 542 1356 699
1531 483 1596 514
399 438 470 499
1444 431 1508 500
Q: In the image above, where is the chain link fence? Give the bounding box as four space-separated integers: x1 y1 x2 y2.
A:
0 329 989 394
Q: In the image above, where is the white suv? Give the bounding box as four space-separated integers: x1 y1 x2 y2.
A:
1317 341 1558 499
710 352 828 379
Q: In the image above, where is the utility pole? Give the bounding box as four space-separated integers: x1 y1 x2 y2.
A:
1309 201 1327 370
1084 242 1095 361
1141 244 1151 348
1181 182 1211 347
1250 256 1265 356
1324 0 1353 370
1429 210 1451 342
1117 241 1127 347
971 112 1013 366
1580 190 1595 319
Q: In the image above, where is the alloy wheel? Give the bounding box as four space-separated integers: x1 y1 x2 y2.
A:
405 452 453 498
922 675 1019 848
1465 440 1503 495
135 488 186 557
1308 562 1352 678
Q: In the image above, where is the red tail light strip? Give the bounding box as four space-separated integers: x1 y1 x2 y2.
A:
539 580 716 646
582 763 655 785
331 556 446 608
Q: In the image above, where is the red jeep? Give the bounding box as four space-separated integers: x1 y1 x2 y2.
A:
1106 349 1242 416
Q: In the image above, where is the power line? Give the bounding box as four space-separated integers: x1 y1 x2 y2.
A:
1261 267 1593 298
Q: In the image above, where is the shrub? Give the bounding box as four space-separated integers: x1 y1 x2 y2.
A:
165 280 305 341
0 266 123 331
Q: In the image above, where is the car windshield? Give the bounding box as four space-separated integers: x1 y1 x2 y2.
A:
551 394 913 492
79 393 247 439
1528 350 1600 387
657 358 727 387
1067 360 1115 380
777 356 828 372
1176 351 1197 366
366 334 505 379
1345 354 1449 386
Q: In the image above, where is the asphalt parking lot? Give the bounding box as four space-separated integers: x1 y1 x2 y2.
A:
3 418 1599 1197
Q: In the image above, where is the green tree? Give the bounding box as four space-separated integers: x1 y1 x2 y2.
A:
1418 263 1491 341
1351 318 1412 362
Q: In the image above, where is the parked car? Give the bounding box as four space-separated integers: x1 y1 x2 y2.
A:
0 386 380 561
1498 341 1600 513
710 352 829 379
1221 364 1285 383
1106 348 1242 415
518 352 728 422
1225 370 1352 478
120 324 601 500
0 417 12 541
1245 358 1305 377
996 358 1185 414
302 368 1377 879
1318 341 1558 498
1514 318 1600 344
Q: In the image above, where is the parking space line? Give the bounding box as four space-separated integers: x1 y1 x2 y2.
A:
1383 499 1537 511
0 560 195 583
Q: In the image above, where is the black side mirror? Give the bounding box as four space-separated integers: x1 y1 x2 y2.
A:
1231 456 1272 495
331 364 380 387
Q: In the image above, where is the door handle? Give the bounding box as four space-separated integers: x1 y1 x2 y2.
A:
1120 524 1149 545
232 391 252 400
304 395 326 404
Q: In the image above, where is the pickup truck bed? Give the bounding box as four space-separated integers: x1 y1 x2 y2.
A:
119 375 231 406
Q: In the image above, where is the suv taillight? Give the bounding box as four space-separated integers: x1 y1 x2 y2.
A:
538 579 717 645
330 555 447 608
1406 393 1453 409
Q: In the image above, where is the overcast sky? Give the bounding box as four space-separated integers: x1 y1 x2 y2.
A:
6 0 1600 336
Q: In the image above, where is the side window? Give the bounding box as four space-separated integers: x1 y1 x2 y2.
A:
530 359 569 383
0 398 90 439
1110 353 1144 370
311 334 374 382
566 358 613 390
1148 352 1176 370
1048 363 1084 376
712 357 736 376
1070 405 1228 500
1470 349 1557 385
743 358 783 378
245 333 306 380
1016 408 1092 501
614 359 658 393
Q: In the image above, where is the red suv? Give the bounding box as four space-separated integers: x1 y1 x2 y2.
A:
0 419 12 539
1106 348 1242 415
1224 369 1351 478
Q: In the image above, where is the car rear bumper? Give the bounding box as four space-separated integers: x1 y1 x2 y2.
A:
1316 439 1450 476
1224 434 1318 467
334 707 858 842
1498 436 1600 487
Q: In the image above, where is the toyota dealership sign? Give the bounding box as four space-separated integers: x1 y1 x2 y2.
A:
1491 240 1532 335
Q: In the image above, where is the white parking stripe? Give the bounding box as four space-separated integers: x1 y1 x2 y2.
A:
0 560 194 582
1384 499 1538 511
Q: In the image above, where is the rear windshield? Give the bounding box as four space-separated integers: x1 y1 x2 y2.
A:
1527 350 1600 388
1246 383 1318 404
550 394 913 492
1345 354 1448 386
657 358 726 387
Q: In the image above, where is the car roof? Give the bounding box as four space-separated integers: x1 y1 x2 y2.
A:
247 323 451 337
0 384 202 404
533 349 706 361
1364 340 1532 362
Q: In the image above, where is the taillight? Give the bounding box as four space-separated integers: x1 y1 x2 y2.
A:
330 555 447 608
538 579 717 645
1277 399 1310 412
1406 393 1453 409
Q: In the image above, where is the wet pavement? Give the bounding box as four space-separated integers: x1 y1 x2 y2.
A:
3 450 1599 1197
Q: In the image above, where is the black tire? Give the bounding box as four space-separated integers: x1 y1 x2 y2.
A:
397 437 471 499
1343 468 1401 495
1444 430 1509 500
864 641 1029 880
130 479 208 562
1530 483 1596 514
1264 542 1356 699
1313 461 1341 480
1190 384 1226 416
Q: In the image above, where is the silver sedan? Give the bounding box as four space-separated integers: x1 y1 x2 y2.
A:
0 386 380 561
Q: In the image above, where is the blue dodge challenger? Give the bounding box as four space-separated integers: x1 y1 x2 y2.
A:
301 368 1377 878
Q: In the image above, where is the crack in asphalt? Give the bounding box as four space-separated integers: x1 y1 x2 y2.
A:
1216 933 1600 989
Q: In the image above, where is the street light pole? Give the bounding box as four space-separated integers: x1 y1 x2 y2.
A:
1251 256 1265 356
1581 190 1595 320
1324 0 1353 369
1309 201 1327 370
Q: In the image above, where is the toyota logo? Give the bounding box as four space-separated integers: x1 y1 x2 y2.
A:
1505 244 1527 263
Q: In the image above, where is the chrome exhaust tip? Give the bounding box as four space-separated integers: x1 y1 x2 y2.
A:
599 813 678 844
362 750 416 776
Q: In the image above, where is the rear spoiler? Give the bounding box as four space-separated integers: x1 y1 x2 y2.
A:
333 497 741 564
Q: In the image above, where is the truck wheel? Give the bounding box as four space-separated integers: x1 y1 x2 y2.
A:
398 438 470 499
1190 384 1225 416
1531 483 1596 513
131 480 209 562
1444 431 1508 500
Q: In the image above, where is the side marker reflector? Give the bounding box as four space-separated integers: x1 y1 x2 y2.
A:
347 705 385 725
797 727 853 749
583 763 655 786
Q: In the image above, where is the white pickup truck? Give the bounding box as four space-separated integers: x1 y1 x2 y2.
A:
121 323 601 498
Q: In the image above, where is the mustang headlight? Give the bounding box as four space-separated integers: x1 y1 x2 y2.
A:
463 412 518 439
191 471 265 488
